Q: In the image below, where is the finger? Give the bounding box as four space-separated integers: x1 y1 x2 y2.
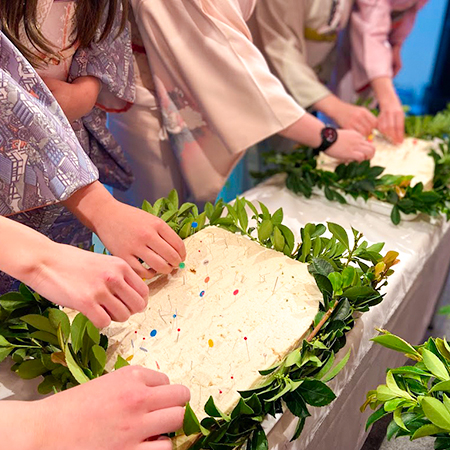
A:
139 437 173 450
140 369 171 387
142 406 186 438
113 279 147 314
360 142 376 160
101 295 132 322
127 257 158 280
138 248 173 274
394 113 405 144
146 385 191 413
350 150 366 162
87 304 112 329
158 225 187 261
123 266 150 303
147 235 182 268
362 111 378 131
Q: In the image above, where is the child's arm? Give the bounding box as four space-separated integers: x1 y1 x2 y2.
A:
42 76 101 123
0 214 149 327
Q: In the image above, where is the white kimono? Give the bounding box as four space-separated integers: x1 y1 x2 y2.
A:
109 0 305 205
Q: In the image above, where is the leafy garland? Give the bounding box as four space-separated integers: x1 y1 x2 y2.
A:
253 108 450 225
0 191 397 450
362 330 450 449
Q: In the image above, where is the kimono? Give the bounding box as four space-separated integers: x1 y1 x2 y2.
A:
249 0 355 109
335 0 428 100
109 0 305 206
0 32 99 293
21 0 136 190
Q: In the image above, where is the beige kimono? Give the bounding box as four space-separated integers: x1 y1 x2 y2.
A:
249 0 354 109
109 0 305 206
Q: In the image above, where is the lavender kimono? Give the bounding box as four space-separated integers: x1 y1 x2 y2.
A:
0 32 99 293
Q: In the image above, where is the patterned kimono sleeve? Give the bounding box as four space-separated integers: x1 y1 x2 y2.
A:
68 5 135 191
0 32 99 216
70 5 135 112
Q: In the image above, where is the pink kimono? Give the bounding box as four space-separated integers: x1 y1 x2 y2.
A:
109 0 305 205
336 0 428 98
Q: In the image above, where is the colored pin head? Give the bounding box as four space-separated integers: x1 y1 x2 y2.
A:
179 262 186 269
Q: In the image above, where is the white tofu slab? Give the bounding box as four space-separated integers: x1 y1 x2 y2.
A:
104 227 321 423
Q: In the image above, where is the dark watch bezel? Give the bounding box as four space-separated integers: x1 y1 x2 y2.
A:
313 126 338 155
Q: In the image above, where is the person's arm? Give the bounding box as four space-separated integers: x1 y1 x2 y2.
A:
0 366 189 450
62 181 186 279
371 76 404 143
41 76 102 123
0 215 149 328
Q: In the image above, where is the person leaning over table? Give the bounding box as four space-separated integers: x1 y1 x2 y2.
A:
108 0 376 208
249 0 378 139
0 31 186 327
334 0 428 144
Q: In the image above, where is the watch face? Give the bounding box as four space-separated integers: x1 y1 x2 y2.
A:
322 127 338 144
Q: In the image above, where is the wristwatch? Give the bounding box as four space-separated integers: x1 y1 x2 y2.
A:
313 126 338 155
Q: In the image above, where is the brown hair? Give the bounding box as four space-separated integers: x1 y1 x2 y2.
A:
0 0 129 67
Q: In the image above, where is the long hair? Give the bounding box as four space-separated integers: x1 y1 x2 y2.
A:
0 0 129 67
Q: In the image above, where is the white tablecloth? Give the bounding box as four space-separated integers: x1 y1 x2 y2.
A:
1 175 450 450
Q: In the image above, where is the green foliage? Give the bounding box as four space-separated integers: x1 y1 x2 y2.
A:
138 192 396 449
0 285 125 393
252 107 450 225
363 331 450 447
0 192 397 450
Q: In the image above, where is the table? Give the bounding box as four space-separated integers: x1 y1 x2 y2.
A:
1 175 450 450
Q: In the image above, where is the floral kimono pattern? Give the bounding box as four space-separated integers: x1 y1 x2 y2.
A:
0 32 99 293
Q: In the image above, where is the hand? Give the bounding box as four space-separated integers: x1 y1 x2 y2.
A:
62 182 186 280
1 366 190 450
42 76 101 122
377 98 405 144
95 200 186 279
334 103 378 137
325 129 376 162
29 242 149 328
392 44 403 77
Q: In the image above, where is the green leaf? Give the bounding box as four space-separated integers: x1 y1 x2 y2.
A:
251 426 268 450
71 313 89 354
290 417 306 441
21 315 56 335
0 335 11 347
65 343 90 384
168 189 179 210
141 200 155 214
366 407 389 431
327 222 349 249
273 227 285 253
271 208 283 225
89 345 107 377
114 355 130 370
38 375 63 395
421 396 450 431
0 346 13 363
431 380 450 393
231 398 254 418
371 333 420 357
322 349 351 382
30 331 60 347
391 205 401 225
258 202 271 220
328 272 343 294
204 396 230 421
183 402 208 436
412 423 446 440
393 408 408 431
422 348 450 381
298 379 336 407
16 359 48 380
0 292 31 311
48 309 71 340
258 220 273 242
309 258 334 277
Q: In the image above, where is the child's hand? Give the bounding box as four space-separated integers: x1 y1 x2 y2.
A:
30 242 149 328
63 182 186 280
94 201 186 280
2 366 190 450
42 76 101 122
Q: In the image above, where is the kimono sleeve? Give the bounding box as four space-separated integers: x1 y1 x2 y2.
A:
132 0 305 153
69 5 135 113
349 0 393 91
389 0 428 47
252 0 331 109
0 33 99 215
